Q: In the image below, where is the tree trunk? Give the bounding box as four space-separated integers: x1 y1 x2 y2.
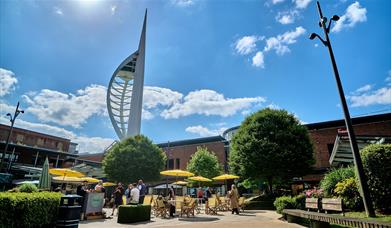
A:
267 177 273 195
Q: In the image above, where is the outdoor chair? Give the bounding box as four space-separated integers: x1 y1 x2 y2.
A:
238 197 246 212
181 198 196 217
206 197 218 215
218 197 229 211
175 196 184 215
143 195 153 205
155 198 169 218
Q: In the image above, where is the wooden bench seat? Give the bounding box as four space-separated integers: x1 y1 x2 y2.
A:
283 209 391 228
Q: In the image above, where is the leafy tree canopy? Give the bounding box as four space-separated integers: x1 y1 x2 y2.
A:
103 135 166 183
229 108 314 193
186 146 223 179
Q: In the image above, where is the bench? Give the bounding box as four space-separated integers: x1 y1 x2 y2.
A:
306 198 320 212
283 209 391 228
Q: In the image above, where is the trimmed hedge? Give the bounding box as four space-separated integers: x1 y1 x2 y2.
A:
117 204 151 224
0 192 62 228
274 195 305 214
361 144 391 213
19 183 38 193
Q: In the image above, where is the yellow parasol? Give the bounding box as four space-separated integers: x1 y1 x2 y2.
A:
173 181 188 185
212 174 240 181
80 177 100 183
49 168 84 177
188 176 212 182
52 176 83 183
213 174 240 195
160 169 194 177
103 182 116 187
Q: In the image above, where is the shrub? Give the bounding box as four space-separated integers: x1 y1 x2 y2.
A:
320 166 355 197
19 183 38 193
334 177 363 211
0 192 62 227
361 144 391 213
117 205 151 223
274 195 305 214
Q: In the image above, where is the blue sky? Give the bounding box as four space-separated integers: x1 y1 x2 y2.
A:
1 0 390 154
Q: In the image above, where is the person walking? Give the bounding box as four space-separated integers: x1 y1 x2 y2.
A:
204 187 212 214
138 179 146 204
111 183 124 216
228 184 239 215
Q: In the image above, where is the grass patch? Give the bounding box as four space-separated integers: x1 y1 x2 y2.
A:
342 212 391 223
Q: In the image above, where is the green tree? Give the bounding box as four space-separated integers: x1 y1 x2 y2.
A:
103 135 166 183
229 108 314 194
186 147 223 179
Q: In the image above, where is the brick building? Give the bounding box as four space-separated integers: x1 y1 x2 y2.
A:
223 113 391 184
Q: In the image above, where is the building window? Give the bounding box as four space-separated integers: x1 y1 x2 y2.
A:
168 159 174 170
37 138 44 146
327 143 334 156
176 158 180 169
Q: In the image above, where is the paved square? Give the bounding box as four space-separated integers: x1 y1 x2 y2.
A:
79 209 304 228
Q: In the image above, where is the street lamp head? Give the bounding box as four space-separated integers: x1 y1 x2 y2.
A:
6 113 11 117
331 15 340 21
20 110 24 114
309 33 318 40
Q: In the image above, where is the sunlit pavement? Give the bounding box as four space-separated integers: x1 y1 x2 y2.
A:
79 209 304 228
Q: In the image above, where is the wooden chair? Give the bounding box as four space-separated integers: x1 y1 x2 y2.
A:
143 195 153 205
238 197 246 212
155 198 169 218
181 198 196 217
217 197 229 211
206 197 218 215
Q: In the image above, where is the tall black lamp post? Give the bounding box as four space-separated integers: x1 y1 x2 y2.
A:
309 1 375 217
0 102 24 173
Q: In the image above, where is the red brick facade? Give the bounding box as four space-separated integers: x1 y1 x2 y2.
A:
307 116 391 170
0 124 71 152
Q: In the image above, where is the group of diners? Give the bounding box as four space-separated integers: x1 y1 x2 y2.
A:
111 179 147 216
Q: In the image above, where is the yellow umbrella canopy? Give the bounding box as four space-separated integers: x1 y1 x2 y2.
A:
103 182 116 187
52 176 83 183
188 176 212 182
160 169 194 177
49 168 84 177
212 174 240 181
173 181 188 185
80 177 100 183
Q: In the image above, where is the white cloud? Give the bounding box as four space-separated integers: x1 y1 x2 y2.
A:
23 85 107 128
353 84 372 94
349 87 391 107
171 0 194 7
264 26 306 55
275 10 299 24
111 5 117 15
0 68 18 97
0 115 114 154
332 1 367 33
185 125 227 137
267 103 281 109
234 36 262 55
385 70 391 85
349 75 391 107
252 51 265 68
54 6 63 15
161 89 266 119
144 86 183 109
294 0 312 9
272 0 285 4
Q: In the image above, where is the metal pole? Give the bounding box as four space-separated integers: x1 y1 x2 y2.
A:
55 154 60 168
7 148 15 172
34 151 40 167
0 102 20 172
314 1 375 217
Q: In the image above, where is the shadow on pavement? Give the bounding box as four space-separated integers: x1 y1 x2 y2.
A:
178 217 220 222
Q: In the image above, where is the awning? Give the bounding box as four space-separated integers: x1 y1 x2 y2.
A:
329 135 391 167
152 183 183 189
